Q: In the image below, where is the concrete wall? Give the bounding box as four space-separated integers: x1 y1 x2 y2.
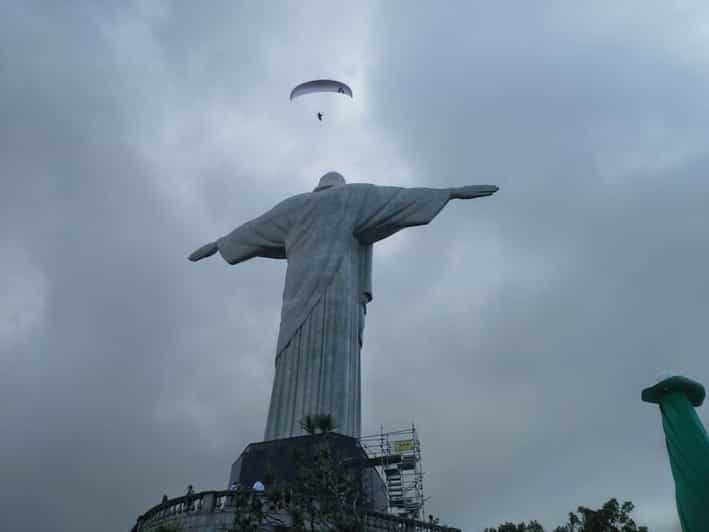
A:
132 491 287 532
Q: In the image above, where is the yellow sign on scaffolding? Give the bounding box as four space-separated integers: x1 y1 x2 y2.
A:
393 439 414 453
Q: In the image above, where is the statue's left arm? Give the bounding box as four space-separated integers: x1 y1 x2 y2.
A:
189 201 290 264
353 183 498 245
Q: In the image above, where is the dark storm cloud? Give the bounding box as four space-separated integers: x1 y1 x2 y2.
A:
362 3 709 530
0 3 218 529
1 2 706 532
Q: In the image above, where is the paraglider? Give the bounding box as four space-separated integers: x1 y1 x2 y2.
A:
290 79 353 121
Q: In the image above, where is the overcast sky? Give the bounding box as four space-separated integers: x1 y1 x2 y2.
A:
2 2 708 531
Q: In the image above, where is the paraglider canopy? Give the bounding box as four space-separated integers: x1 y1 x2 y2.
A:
289 79 353 100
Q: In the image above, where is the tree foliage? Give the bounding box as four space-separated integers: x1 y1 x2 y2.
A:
554 499 649 532
483 521 544 532
300 413 337 435
484 498 649 532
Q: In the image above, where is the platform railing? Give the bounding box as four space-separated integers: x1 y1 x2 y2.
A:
132 489 460 532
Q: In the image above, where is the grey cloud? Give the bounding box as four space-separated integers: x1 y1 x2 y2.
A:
1 2 707 532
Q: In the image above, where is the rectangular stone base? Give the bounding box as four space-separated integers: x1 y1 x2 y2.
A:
228 432 387 512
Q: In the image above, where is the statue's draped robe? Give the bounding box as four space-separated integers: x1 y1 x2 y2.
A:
216 183 450 440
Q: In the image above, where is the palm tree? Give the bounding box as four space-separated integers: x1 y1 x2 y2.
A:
314 414 336 433
300 414 317 435
299 413 337 435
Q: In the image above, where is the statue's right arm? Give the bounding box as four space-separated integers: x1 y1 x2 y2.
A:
188 198 293 264
188 241 218 262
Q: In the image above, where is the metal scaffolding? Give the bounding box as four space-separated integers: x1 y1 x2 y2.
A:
358 423 426 520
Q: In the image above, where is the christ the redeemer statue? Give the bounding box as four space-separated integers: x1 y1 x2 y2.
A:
189 172 498 441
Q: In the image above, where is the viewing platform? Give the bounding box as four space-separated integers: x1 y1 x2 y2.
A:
131 489 461 532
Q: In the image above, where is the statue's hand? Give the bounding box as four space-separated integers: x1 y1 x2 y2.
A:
449 185 499 200
189 241 218 262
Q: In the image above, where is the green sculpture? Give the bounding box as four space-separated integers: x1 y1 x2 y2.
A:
642 375 709 532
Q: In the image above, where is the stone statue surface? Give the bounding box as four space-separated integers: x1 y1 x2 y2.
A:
189 172 498 441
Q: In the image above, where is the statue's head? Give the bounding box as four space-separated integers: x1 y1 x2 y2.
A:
313 171 346 192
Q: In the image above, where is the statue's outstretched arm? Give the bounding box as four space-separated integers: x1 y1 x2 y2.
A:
188 201 289 265
189 241 218 262
448 185 499 200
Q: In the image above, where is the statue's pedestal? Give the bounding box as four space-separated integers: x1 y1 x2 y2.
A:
132 433 464 530
229 432 388 512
